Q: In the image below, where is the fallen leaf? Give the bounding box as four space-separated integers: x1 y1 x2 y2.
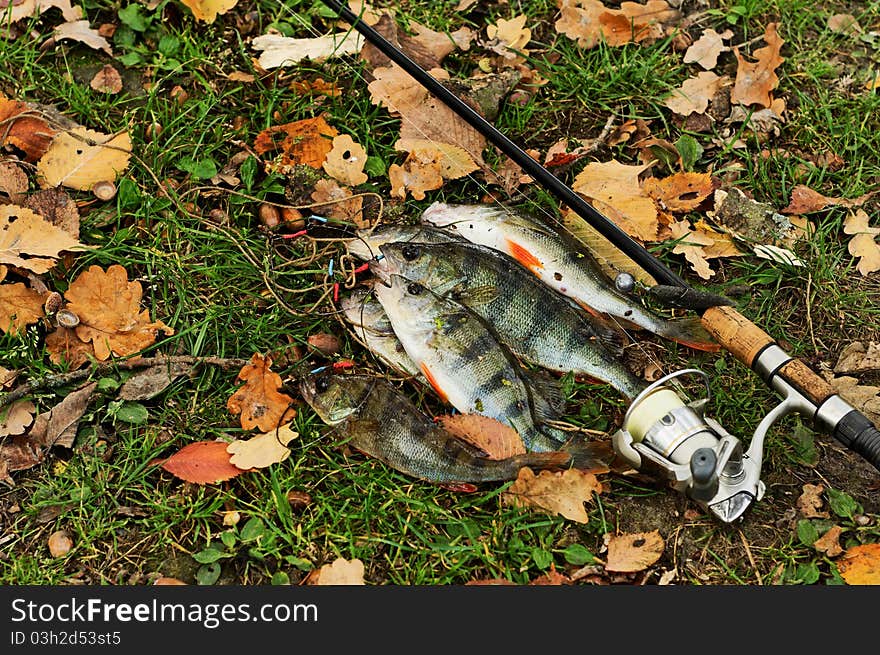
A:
28 381 96 449
361 12 469 71
0 160 28 199
797 483 830 518
683 28 732 70
664 71 729 116
837 543 880 584
0 367 16 388
54 19 113 56
22 187 80 237
89 64 123 94
118 362 194 400
36 127 132 190
730 23 785 108
834 342 880 375
310 178 365 225
437 413 526 459
827 14 862 36
0 400 35 437
0 282 45 334
843 210 880 276
782 185 875 214
253 116 339 171
555 0 678 49
179 0 237 23
823 374 880 428
485 14 531 59
814 525 844 557
227 71 255 83
669 220 716 279
503 466 603 523
2 0 82 23
64 264 174 361
226 423 298 469
251 31 364 70
604 530 665 573
1 205 87 274
226 353 296 432
388 150 445 200
289 78 340 97
44 326 93 369
322 134 368 186
154 577 188 585
159 440 248 484
0 96 56 162
306 333 340 356
47 530 73 557
643 172 717 212
394 139 480 181
529 565 572 585
572 159 658 241
307 557 366 585
0 435 42 475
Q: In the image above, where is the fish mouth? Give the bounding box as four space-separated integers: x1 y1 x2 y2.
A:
368 255 394 285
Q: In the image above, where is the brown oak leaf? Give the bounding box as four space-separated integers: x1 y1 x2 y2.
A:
322 134 368 186
503 466 603 523
253 115 338 170
227 353 296 432
572 159 658 241
0 400 35 437
63 264 174 361
437 413 526 459
89 65 123 94
796 483 830 518
843 210 880 277
664 71 730 116
310 178 365 225
1 205 87 274
643 172 718 212
0 96 56 162
605 530 665 573
730 23 784 108
814 525 844 557
44 326 93 369
0 282 45 334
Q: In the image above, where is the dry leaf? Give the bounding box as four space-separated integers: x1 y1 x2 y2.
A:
837 543 880 585
253 116 339 171
669 220 716 279
159 440 249 484
1 205 87 274
28 381 96 449
0 160 28 199
362 13 470 71
782 185 875 214
226 423 298 469
814 525 844 557
64 264 174 361
154 577 188 585
572 159 658 241
322 134 368 186
605 530 665 573
437 413 526 459
54 19 113 55
36 127 132 190
834 342 880 375
485 14 531 59
683 28 732 70
643 172 717 212
824 374 880 427
47 530 73 557
0 367 16 388
307 557 366 585
2 0 82 23
0 434 42 477
118 362 194 400
664 71 729 116
730 23 785 108
395 139 479 180
796 483 830 518
179 0 238 24
0 400 35 437
251 32 364 70
555 0 677 49
0 282 45 334
0 97 56 162
89 65 122 94
388 150 445 200
227 353 296 432
827 14 862 36
503 466 603 523
289 78 340 97
310 178 365 225
44 326 93 369
306 332 340 356
843 210 880 276
22 187 80 237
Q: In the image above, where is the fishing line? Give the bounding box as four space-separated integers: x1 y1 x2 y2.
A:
283 3 682 391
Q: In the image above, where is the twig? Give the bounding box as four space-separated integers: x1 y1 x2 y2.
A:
0 355 250 410
737 529 763 585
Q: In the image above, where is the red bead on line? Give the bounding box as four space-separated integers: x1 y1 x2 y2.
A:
353 262 370 275
332 360 354 370
280 229 308 239
332 282 339 302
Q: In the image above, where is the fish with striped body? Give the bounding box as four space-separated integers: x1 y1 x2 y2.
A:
375 239 647 401
421 202 719 352
300 373 571 484
373 273 566 452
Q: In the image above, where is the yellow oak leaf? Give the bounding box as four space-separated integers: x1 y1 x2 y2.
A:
837 543 880 585
1 205 88 274
226 423 298 469
843 209 880 276
322 134 368 186
503 466 603 523
179 0 238 23
605 530 665 573
0 282 45 334
572 159 658 241
63 264 174 361
36 127 132 191
227 353 296 432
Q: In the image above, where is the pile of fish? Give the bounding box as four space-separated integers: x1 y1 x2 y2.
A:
300 202 717 485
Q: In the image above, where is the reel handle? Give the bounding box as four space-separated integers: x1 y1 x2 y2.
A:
701 306 880 472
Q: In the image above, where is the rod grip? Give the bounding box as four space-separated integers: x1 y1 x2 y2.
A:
700 305 773 367
833 411 880 472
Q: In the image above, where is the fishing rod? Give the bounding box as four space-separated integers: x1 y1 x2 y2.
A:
318 0 880 523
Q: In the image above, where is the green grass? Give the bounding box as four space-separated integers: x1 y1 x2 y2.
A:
2 0 880 586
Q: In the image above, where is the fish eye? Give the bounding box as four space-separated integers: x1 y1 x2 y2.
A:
407 282 424 295
315 377 330 392
401 244 420 261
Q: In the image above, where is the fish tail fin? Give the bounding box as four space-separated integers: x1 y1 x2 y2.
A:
657 316 721 352
560 440 615 473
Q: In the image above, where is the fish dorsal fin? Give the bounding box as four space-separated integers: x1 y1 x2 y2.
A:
452 284 499 307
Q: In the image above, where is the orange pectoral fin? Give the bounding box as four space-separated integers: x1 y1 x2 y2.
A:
420 363 449 404
506 238 544 272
